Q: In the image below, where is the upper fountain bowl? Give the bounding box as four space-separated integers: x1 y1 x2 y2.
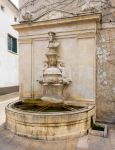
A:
43 67 62 83
44 67 62 75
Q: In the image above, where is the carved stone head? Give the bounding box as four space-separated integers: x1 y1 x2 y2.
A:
48 32 56 43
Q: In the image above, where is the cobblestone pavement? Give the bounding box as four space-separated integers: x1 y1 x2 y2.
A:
0 92 19 102
0 94 115 150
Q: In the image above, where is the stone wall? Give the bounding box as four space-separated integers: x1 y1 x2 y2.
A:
19 0 115 23
96 28 115 123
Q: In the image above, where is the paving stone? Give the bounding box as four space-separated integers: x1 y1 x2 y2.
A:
0 92 19 102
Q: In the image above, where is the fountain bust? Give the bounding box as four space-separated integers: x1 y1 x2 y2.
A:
39 32 71 103
48 32 59 49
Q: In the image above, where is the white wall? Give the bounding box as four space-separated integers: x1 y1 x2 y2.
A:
0 0 19 87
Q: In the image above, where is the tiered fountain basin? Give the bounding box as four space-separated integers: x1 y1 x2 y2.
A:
5 100 95 140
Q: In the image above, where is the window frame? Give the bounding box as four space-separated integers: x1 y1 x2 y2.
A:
8 34 17 54
1 5 5 11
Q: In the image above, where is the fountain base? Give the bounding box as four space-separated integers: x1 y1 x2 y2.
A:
41 84 64 104
5 100 95 140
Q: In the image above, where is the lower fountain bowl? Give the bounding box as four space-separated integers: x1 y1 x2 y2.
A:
5 101 95 140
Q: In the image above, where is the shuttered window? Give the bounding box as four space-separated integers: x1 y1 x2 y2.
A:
8 34 17 53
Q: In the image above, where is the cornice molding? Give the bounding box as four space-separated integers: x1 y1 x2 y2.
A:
13 13 101 31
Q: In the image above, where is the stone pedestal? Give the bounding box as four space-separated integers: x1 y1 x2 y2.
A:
42 84 64 103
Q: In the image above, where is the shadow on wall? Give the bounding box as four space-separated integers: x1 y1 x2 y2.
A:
0 86 19 95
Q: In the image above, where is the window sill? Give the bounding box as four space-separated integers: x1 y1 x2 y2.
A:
8 50 18 55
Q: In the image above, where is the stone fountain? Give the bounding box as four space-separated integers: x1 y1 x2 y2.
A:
39 31 71 103
5 13 101 140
